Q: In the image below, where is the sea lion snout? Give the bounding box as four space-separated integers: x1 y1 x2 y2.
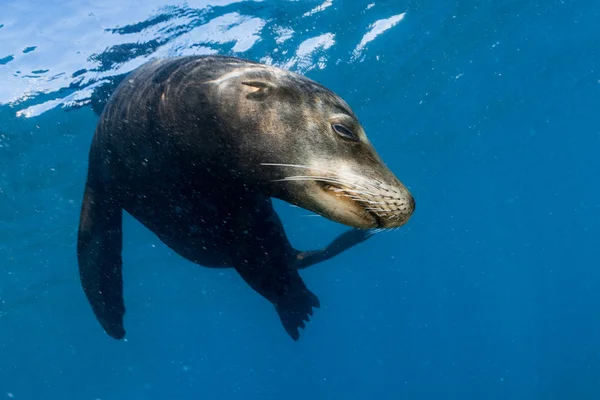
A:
327 167 415 230
263 160 415 230
409 194 416 212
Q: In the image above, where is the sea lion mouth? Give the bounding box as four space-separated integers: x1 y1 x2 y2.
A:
261 162 415 229
366 206 385 227
316 181 384 228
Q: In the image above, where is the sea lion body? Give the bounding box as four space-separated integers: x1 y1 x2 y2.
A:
78 55 415 341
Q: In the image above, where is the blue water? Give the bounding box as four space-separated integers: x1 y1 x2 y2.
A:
1 0 599 398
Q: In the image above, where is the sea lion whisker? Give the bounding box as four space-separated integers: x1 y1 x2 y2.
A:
330 186 381 198
273 176 354 188
365 207 398 213
339 194 385 205
370 228 387 234
262 163 390 198
261 163 377 186
261 162 343 176
274 176 390 212
335 171 382 186
273 176 372 192
364 229 380 237
272 176 342 185
326 180 382 195
338 187 382 198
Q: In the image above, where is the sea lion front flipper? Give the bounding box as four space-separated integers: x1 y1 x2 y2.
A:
293 228 376 270
77 181 126 340
235 265 320 340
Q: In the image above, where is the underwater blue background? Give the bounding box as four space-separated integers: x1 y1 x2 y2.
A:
1 0 599 398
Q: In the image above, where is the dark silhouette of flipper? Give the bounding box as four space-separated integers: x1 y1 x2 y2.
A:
293 228 376 270
235 264 320 340
77 178 126 339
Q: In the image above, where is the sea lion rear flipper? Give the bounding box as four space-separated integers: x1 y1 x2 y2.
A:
293 228 375 270
235 265 320 340
77 181 126 340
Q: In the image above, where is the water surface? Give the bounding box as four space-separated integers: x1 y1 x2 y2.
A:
1 0 599 399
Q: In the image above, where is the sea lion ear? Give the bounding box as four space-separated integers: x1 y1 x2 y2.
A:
241 81 276 101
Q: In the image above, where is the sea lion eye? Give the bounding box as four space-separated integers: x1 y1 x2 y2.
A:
332 124 358 142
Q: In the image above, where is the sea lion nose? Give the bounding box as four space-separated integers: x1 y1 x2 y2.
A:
408 194 416 214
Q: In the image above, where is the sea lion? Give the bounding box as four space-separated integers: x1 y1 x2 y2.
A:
77 55 415 341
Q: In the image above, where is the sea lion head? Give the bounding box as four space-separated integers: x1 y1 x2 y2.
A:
206 62 415 230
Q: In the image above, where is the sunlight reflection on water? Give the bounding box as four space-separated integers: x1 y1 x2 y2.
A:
0 0 409 118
